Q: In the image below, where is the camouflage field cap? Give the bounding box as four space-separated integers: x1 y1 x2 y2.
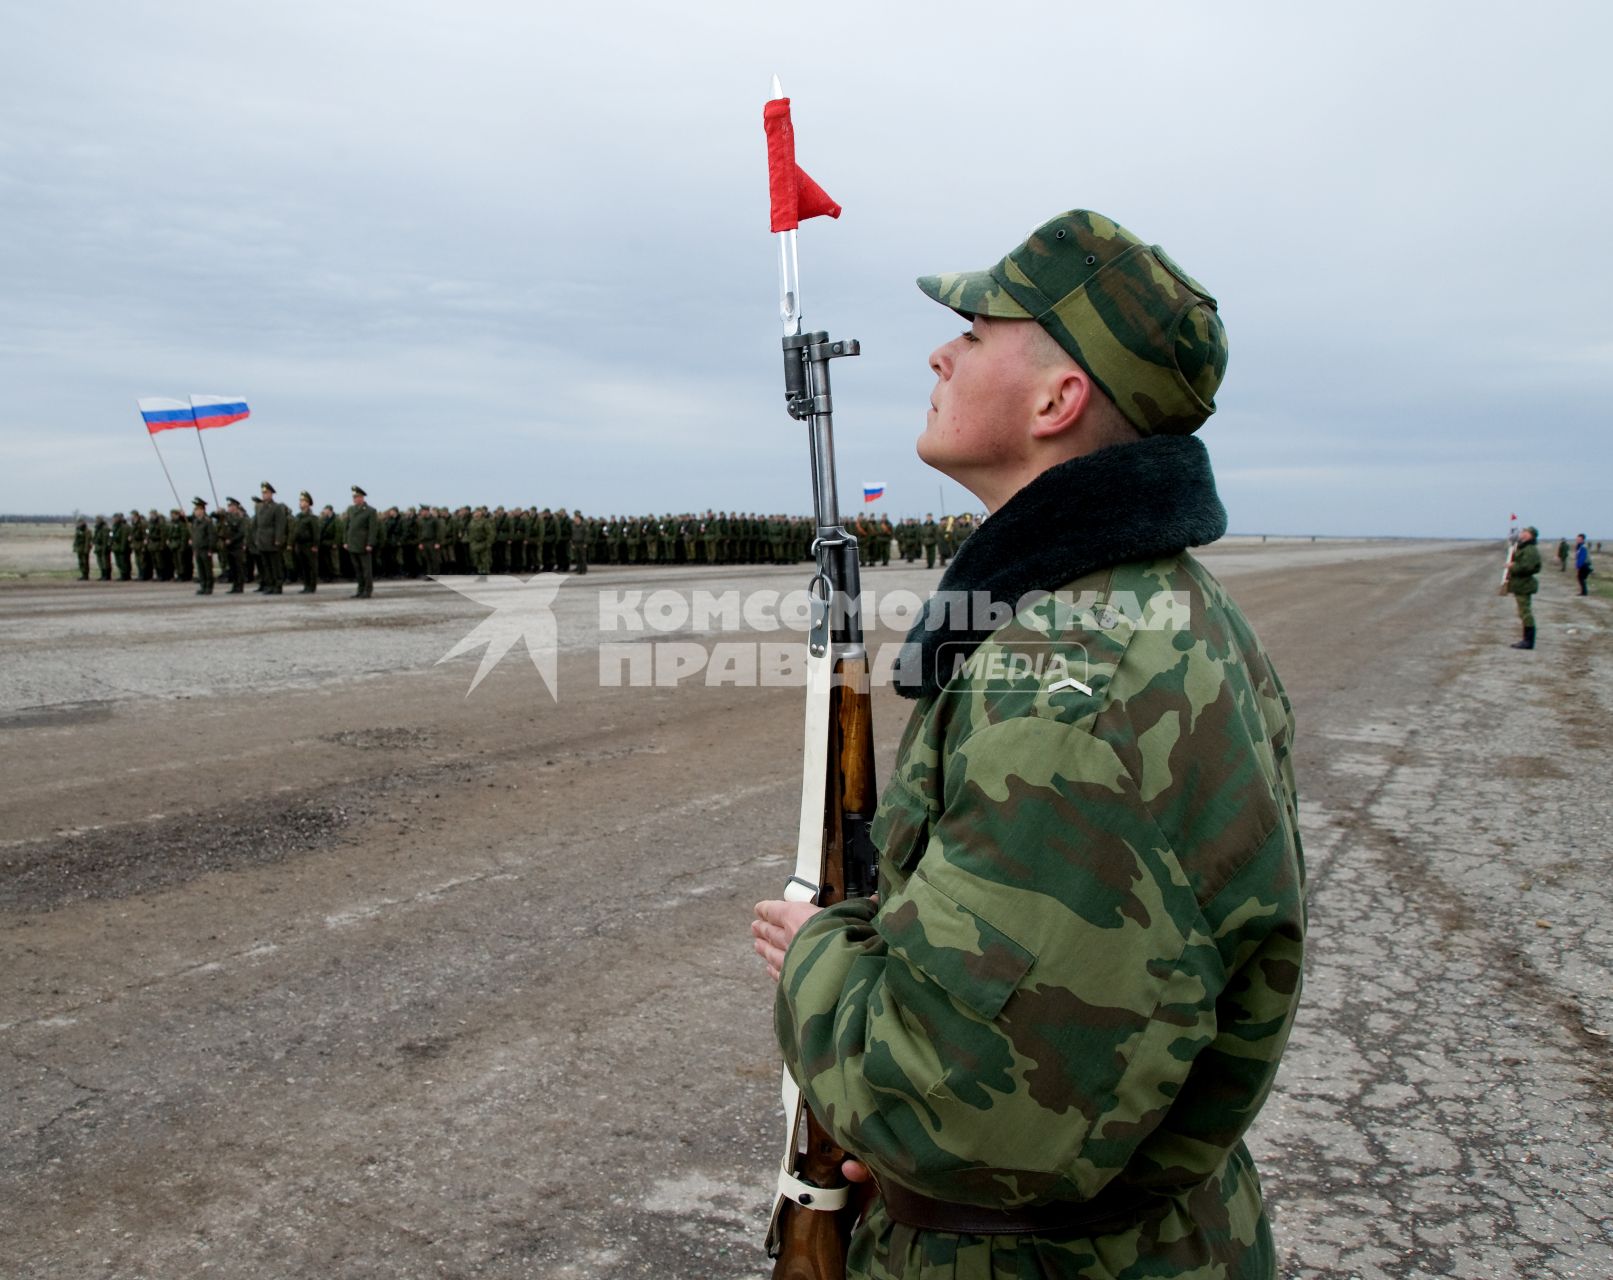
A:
917 209 1228 435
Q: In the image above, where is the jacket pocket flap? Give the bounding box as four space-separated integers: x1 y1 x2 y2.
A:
880 871 1035 1022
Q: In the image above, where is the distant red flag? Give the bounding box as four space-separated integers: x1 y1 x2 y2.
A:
764 97 841 232
1510 512 1517 520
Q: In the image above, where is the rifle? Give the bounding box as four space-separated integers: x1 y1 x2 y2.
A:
762 78 880 1279
1499 541 1516 595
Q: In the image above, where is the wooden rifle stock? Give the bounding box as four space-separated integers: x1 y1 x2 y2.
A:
770 652 877 1279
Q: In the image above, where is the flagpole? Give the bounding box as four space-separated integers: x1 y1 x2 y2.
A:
189 397 221 509
145 427 184 511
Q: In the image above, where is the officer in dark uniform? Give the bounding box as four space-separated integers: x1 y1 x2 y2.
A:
190 498 217 594
221 497 249 591
293 491 320 593
255 483 290 594
344 485 380 599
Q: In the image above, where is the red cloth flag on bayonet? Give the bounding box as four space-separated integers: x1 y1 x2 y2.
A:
764 96 841 232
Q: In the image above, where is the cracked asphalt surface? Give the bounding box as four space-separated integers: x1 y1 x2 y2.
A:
1 539 1608 1278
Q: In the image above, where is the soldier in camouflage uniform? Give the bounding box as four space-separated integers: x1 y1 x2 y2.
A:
469 506 494 577
170 507 193 581
92 516 112 580
111 512 132 580
148 509 170 580
130 511 150 580
920 513 939 567
72 518 91 579
754 210 1302 1280
570 511 589 574
1503 525 1541 649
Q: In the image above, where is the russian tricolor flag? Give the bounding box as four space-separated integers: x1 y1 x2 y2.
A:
137 397 195 434
190 395 250 430
862 482 885 503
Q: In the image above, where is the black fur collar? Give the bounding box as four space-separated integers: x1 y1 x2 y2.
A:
893 435 1227 699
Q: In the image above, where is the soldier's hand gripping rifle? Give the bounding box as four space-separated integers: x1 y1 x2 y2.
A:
761 79 879 1280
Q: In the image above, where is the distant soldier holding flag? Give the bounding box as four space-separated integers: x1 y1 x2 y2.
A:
1503 525 1541 648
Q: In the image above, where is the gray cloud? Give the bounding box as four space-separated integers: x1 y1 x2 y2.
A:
2 0 1608 535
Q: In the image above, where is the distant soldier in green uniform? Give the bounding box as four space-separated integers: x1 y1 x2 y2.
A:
131 511 150 580
753 209 1299 1280
920 512 939 567
1504 525 1542 649
111 512 132 580
468 506 495 577
292 491 320 593
555 509 572 573
170 507 192 581
190 498 217 594
418 504 442 576
220 498 248 591
570 511 589 574
510 506 531 573
148 509 171 580
255 482 289 595
1557 537 1570 572
92 516 111 580
317 505 338 581
72 518 91 579
344 485 380 598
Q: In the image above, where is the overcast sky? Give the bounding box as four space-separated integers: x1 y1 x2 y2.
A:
2 0 1607 536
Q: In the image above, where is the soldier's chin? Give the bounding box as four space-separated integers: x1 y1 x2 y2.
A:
915 431 963 484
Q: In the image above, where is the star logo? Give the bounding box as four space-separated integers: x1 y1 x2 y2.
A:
433 574 564 698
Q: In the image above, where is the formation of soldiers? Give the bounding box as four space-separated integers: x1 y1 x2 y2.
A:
71 495 980 591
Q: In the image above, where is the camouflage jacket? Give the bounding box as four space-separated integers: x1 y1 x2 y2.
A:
1507 542 1541 594
776 437 1305 1280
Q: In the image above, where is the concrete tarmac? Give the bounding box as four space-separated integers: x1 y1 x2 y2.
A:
1 540 1608 1278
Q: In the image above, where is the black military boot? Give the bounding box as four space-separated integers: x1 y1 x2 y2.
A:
1510 626 1535 650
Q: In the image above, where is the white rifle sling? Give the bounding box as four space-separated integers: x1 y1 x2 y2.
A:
766 641 841 1247
786 642 834 904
